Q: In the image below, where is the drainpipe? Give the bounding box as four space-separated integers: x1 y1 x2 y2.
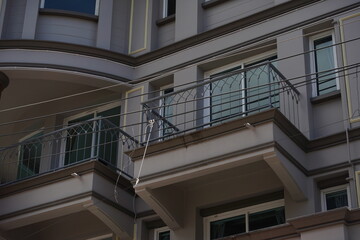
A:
0 71 9 100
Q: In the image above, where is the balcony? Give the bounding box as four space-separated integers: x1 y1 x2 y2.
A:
131 62 307 230
0 118 138 186
141 62 300 142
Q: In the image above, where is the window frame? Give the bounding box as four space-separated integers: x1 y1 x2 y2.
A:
86 233 113 240
159 84 175 138
309 31 339 97
60 102 121 167
203 199 284 240
162 0 176 18
321 184 351 211
154 226 171 240
203 50 277 125
40 0 100 16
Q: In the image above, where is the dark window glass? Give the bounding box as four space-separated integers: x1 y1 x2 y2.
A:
17 132 43 179
43 0 97 15
314 36 337 95
326 189 348 210
210 214 246 239
249 206 285 231
167 0 176 16
159 230 170 240
163 88 175 136
65 114 94 165
97 106 121 166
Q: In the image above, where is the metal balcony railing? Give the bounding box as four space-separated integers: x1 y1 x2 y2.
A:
142 62 300 142
0 118 138 185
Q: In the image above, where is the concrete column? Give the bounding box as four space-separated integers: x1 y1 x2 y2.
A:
277 30 313 139
96 0 113 49
22 0 40 39
175 0 203 41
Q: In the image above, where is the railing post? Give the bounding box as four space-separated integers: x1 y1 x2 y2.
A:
268 63 273 108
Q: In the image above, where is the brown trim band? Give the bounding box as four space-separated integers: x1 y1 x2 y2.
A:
1 1 359 74
39 8 99 22
201 0 231 9
156 14 175 26
311 90 341 104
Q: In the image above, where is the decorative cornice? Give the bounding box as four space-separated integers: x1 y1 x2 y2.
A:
0 160 134 197
1 0 358 77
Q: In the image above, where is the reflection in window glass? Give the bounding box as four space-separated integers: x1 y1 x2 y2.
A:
314 36 337 95
325 189 348 210
159 230 170 240
18 132 43 179
249 207 285 231
210 214 246 239
43 0 97 15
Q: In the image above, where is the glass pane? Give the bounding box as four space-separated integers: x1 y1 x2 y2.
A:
44 0 97 15
167 0 176 16
245 56 278 115
65 114 94 165
211 66 243 123
249 206 285 231
18 132 43 179
326 189 348 210
210 214 246 239
97 107 121 166
314 36 337 95
159 230 170 240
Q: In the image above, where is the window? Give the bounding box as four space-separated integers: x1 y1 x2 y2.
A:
63 105 121 167
204 200 285 240
311 33 338 96
161 87 175 137
163 0 176 18
155 227 170 240
17 131 43 179
40 0 100 15
321 185 350 211
205 54 278 124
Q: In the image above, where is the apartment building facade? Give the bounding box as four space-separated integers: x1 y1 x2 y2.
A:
0 0 360 239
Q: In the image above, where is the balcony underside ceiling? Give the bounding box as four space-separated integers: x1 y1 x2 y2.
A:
132 116 308 229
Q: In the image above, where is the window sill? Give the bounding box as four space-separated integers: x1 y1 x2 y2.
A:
202 0 231 9
39 8 99 22
156 14 175 27
310 90 341 105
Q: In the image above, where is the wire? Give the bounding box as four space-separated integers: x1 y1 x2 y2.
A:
134 119 155 187
0 61 359 139
0 17 359 115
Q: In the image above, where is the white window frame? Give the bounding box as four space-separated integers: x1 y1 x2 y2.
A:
158 84 174 138
154 226 170 240
60 102 121 167
321 184 351 211
203 199 284 240
40 0 100 16
162 0 175 18
86 233 113 240
203 50 277 125
309 31 339 97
